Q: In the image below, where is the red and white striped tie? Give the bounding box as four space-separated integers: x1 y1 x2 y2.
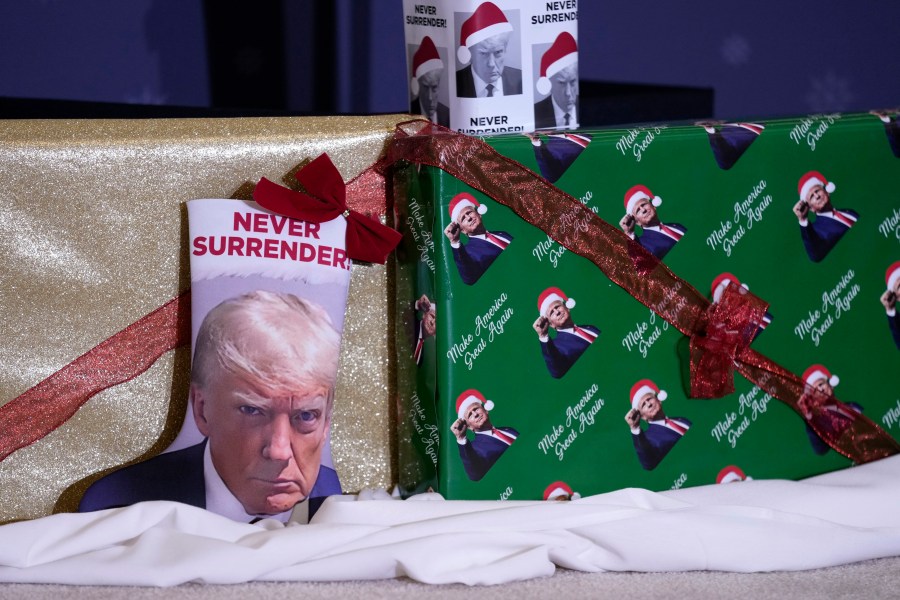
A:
486 233 509 249
832 211 855 228
492 428 515 445
665 418 687 435
573 326 596 343
660 225 683 240
414 337 424 364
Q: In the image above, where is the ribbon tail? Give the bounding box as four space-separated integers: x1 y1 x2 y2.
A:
347 211 403 264
689 337 736 399
735 350 900 463
253 177 341 223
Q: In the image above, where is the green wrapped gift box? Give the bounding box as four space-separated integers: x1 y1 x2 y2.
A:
393 111 900 500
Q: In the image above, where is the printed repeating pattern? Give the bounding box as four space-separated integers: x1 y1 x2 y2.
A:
395 111 900 501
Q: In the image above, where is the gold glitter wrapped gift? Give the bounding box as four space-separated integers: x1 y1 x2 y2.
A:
0 116 406 523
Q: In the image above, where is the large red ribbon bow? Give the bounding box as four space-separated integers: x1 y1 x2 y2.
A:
689 282 769 398
253 153 402 264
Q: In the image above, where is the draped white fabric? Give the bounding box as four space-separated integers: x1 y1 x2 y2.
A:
2 455 900 586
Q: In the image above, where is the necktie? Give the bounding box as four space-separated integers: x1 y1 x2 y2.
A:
564 113 570 126
661 225 683 240
414 337 424 364
486 84 494 97
492 428 515 445
573 326 595 343
665 418 687 435
486 233 509 249
833 211 855 227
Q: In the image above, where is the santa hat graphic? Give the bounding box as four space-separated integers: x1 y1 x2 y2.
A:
448 192 487 223
537 286 575 318
457 2 513 65
624 184 662 215
630 379 667 410
536 32 578 96
456 389 494 420
710 272 750 303
802 364 840 388
797 171 836 202
716 465 751 484
543 481 581 501
885 261 900 291
410 36 443 97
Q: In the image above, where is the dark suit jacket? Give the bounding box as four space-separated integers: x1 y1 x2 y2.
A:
881 117 900 158
540 325 600 379
451 231 513 285
707 125 762 170
637 224 687 260
632 418 691 471
531 134 591 183
456 65 523 98
800 210 858 263
78 441 341 520
458 427 518 481
534 96 555 129
410 97 450 127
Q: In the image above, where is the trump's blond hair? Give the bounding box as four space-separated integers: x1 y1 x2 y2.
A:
191 291 341 414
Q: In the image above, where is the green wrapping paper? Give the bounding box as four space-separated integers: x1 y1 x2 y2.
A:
394 111 900 500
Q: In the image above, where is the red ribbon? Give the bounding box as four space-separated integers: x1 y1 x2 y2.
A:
689 282 769 398
253 153 402 265
0 291 191 462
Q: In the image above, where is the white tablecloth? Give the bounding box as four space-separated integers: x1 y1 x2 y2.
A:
2 455 900 586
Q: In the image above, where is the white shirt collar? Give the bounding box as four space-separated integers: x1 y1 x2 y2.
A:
203 442 292 524
473 70 503 97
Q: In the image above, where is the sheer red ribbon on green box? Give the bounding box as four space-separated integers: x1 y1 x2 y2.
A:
384 119 899 465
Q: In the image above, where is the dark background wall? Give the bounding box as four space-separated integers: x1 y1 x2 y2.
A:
1 1 897 121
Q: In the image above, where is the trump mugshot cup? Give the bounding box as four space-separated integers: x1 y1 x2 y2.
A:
402 0 579 134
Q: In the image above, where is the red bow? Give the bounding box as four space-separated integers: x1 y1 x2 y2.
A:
253 154 402 264
689 282 769 398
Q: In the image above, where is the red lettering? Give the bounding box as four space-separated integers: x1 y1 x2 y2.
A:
233 212 252 232
264 238 279 259
289 219 304 236
192 237 207 256
228 237 244 256
305 222 321 239
252 213 267 233
281 240 297 260
246 237 262 257
299 243 316 262
209 236 226 256
317 245 332 266
332 247 348 269
270 216 287 235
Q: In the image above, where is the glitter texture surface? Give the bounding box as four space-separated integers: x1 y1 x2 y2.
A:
0 116 405 522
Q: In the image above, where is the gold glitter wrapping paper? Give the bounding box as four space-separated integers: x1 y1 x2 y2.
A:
0 116 406 522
